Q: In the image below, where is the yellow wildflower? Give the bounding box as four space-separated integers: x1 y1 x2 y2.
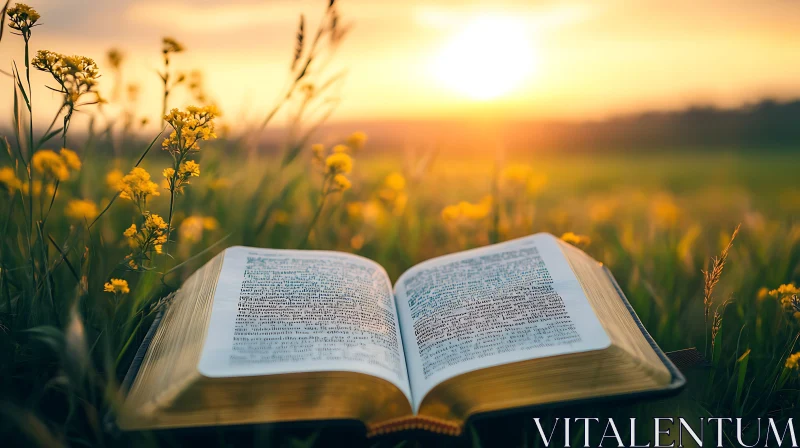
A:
344 200 384 225
7 3 40 34
786 352 800 371
441 197 492 222
179 160 200 177
202 217 219 230
325 153 353 175
144 213 168 232
651 195 680 227
331 174 351 191
500 164 532 185
526 173 548 196
59 148 81 171
123 224 137 238
498 164 547 196
118 167 160 206
162 106 218 154
0 167 22 193
345 131 367 151
769 284 800 298
441 204 460 222
164 160 201 194
757 287 770 302
65 199 98 221
32 150 69 181
124 213 169 268
362 201 384 224
384 172 406 191
103 278 130 294
561 232 592 247
332 144 350 154
346 202 363 219
179 216 204 243
350 234 365 250
459 199 491 220
32 51 99 106
769 284 800 321
378 173 408 203
106 169 123 190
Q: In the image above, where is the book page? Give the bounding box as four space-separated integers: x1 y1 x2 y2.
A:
198 247 411 403
394 233 611 410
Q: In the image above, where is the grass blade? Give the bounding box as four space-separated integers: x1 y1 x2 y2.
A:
0 1 10 44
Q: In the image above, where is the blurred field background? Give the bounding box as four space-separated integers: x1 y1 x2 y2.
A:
1 0 799 447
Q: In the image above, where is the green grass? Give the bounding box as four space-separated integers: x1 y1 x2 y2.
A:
1 142 799 446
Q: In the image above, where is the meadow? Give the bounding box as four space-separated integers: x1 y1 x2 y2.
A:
1 2 799 447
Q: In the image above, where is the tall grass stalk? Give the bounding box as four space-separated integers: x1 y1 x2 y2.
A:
702 224 740 356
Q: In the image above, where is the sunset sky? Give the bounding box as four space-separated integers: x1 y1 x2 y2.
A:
2 0 800 127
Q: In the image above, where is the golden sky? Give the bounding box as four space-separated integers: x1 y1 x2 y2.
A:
3 0 800 128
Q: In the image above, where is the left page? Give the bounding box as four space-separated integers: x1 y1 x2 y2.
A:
197 246 412 403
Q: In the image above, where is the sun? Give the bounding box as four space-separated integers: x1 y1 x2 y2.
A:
431 15 536 101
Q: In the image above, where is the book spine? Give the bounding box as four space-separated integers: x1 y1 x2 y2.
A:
366 416 462 437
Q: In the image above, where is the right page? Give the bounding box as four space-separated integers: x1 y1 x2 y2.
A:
394 233 611 411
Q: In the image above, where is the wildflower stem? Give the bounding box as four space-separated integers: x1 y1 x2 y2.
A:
163 148 186 261
23 33 33 165
37 104 66 149
36 103 72 228
161 53 171 118
18 38 37 293
164 177 177 259
40 180 59 226
62 106 73 150
300 196 326 249
87 192 120 230
300 177 331 249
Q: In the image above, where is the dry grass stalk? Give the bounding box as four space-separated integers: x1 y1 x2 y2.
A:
711 297 733 354
703 224 740 321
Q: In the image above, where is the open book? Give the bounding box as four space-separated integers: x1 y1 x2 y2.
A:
117 233 683 436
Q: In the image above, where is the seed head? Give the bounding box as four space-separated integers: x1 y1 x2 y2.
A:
162 37 185 54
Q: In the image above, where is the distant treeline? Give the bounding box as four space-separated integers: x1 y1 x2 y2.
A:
517 99 800 152
321 98 800 154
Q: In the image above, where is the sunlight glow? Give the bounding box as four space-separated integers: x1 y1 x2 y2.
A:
431 15 536 101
